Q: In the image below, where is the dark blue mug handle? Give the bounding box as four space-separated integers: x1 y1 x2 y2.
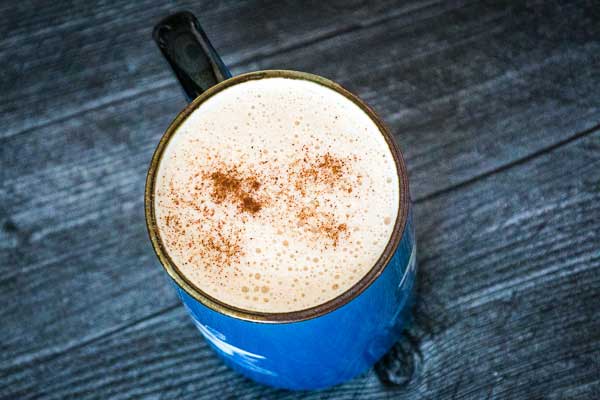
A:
153 11 231 102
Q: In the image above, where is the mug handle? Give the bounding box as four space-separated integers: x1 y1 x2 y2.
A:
153 11 232 102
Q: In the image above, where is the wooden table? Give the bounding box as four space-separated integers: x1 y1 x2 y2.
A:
2 1 599 398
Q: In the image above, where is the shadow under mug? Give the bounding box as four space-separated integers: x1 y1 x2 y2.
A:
145 11 417 390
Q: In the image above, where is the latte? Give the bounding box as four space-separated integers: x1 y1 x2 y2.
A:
154 76 400 313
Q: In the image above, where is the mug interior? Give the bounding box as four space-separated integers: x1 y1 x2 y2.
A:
145 69 410 323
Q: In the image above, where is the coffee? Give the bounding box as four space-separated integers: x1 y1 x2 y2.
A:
154 77 400 313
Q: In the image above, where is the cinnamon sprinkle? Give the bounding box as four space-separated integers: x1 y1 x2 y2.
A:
207 167 264 214
160 149 360 271
293 151 349 195
199 221 243 266
296 206 349 247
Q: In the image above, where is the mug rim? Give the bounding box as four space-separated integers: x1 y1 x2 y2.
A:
145 69 410 323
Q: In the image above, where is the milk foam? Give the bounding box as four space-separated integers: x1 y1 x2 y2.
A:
154 76 400 313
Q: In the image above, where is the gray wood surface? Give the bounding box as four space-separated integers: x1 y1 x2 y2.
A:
1 0 599 399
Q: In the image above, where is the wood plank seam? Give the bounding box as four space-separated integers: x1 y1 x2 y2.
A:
415 122 600 204
0 304 180 375
234 0 462 67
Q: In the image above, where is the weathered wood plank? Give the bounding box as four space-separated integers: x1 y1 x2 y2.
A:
0 0 437 140
2 125 598 400
0 91 181 368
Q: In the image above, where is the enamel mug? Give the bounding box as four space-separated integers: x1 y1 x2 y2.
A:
146 11 416 390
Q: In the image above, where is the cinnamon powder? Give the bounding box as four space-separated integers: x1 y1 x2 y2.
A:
208 168 264 214
293 152 347 195
297 206 349 247
160 150 358 270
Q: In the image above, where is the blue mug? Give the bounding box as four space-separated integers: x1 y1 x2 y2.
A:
146 11 416 390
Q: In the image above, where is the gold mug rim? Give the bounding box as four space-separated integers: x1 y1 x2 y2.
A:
145 69 410 323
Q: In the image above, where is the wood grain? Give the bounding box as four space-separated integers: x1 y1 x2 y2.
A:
1 0 599 398
0 0 435 140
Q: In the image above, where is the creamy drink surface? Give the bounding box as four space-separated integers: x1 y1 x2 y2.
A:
154 77 400 313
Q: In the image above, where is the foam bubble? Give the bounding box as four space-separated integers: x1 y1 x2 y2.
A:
154 77 400 313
